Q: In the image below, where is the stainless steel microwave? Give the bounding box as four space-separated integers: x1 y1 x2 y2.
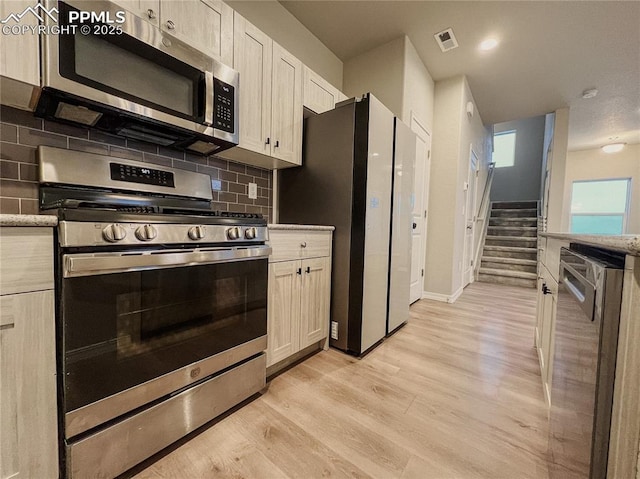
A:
35 0 238 155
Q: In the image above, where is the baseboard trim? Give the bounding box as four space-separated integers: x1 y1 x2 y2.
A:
421 286 464 303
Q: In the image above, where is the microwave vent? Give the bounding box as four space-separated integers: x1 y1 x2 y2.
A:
55 102 102 126
434 28 459 52
187 141 220 155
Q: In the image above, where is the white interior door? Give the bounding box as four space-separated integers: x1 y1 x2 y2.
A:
463 148 479 286
409 115 431 304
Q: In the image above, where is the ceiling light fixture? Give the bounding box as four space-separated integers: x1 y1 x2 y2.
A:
582 88 598 99
479 38 499 51
601 143 625 153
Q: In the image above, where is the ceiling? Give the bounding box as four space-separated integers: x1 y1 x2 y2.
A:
278 0 640 152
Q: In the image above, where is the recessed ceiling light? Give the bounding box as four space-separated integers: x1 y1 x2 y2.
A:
582 88 598 99
601 143 625 153
479 38 499 51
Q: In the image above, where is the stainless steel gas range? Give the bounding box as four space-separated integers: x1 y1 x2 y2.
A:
38 146 269 479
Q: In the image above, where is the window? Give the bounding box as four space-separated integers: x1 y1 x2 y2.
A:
492 130 516 168
570 179 630 234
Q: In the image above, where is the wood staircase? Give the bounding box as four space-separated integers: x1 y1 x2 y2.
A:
478 201 538 288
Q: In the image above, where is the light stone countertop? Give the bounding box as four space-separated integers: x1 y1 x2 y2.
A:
268 224 335 231
540 233 640 256
0 214 58 227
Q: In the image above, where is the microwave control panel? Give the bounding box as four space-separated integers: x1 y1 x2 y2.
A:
214 79 235 133
110 163 175 187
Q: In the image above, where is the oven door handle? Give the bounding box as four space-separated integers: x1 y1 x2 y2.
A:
204 71 214 127
63 246 271 278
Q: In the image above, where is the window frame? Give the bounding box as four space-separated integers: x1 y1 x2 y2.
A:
492 130 517 168
569 177 632 234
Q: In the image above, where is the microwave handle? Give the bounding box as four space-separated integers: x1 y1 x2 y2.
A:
204 71 214 127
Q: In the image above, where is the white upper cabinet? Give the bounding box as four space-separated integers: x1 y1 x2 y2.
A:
232 14 272 156
221 12 303 169
303 66 347 114
0 0 40 109
109 0 160 27
271 43 302 165
110 0 232 64
160 0 233 65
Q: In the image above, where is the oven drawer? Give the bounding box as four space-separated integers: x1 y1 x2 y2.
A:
66 353 266 479
267 228 332 262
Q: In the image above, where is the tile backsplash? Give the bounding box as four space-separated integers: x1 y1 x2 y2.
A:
0 105 272 219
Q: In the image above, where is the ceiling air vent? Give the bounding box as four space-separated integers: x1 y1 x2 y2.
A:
434 28 459 52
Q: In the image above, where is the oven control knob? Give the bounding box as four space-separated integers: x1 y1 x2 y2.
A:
103 224 127 243
226 227 241 240
135 224 158 241
188 225 206 240
244 227 257 240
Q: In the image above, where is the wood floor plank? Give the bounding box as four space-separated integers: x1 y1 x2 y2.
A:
132 282 551 479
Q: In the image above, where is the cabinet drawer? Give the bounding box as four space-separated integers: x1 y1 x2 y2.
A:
0 228 54 295
267 229 332 262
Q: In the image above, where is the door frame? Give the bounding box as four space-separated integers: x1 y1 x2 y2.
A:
409 112 431 303
463 145 479 286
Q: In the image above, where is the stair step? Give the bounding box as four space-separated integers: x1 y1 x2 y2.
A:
478 267 537 280
480 261 537 274
482 246 538 260
481 256 537 266
491 209 538 218
489 217 538 227
486 226 538 237
485 235 538 247
491 201 539 210
477 273 537 289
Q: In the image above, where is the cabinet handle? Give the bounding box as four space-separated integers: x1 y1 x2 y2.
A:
305 266 311 274
300 242 307 248
265 137 270 145
275 140 280 148
166 20 175 30
146 8 156 19
296 267 302 275
542 283 552 295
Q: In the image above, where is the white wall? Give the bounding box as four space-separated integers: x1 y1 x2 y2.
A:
547 107 570 232
563 143 640 234
402 38 435 132
342 37 405 117
424 75 490 297
492 115 546 202
225 0 343 88
342 36 435 132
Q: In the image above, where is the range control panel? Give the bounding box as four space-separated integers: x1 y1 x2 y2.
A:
110 163 175 187
214 79 235 133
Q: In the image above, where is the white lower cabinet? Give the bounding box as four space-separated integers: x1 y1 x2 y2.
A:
266 228 332 369
0 227 57 479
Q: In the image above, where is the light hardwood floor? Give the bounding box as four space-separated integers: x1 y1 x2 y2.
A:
130 282 551 479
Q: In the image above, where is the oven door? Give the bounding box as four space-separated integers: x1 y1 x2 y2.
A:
60 246 269 438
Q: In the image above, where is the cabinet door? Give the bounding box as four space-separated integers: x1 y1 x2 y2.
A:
267 261 301 367
160 0 233 64
271 42 303 165
233 13 272 156
109 0 160 26
303 66 339 114
0 291 57 479
299 257 331 349
0 0 39 109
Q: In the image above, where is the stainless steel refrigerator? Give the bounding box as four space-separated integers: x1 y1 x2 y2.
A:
278 93 415 355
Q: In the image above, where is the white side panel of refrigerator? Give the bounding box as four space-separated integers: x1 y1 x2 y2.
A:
387 119 416 333
360 95 394 352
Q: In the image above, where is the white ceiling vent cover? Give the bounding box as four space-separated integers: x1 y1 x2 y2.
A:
434 28 459 52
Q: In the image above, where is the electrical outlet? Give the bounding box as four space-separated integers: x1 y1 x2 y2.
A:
248 182 258 199
331 321 338 340
211 179 222 191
